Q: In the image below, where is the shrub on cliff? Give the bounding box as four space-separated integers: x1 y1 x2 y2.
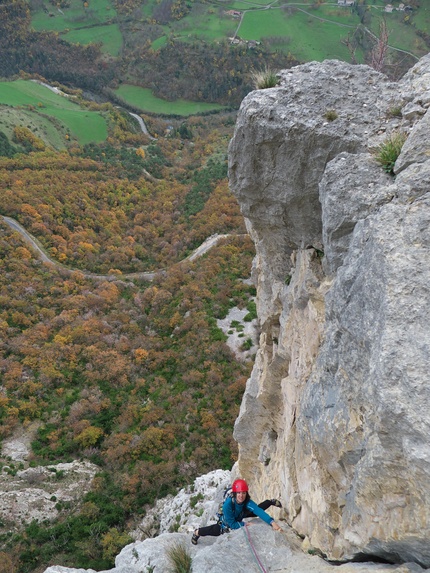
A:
250 66 279 89
375 131 407 174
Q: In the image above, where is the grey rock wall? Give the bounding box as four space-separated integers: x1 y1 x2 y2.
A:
229 55 430 567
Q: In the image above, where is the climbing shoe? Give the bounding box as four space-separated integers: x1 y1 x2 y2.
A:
271 499 282 508
191 531 199 545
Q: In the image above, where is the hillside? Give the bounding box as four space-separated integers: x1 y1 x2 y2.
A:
1 0 428 112
0 80 112 149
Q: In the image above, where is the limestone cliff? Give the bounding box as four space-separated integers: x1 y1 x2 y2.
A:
228 55 430 567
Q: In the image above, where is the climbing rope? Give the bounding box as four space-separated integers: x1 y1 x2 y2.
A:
242 524 268 573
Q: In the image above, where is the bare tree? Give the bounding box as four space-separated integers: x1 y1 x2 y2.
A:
341 35 358 65
371 19 389 72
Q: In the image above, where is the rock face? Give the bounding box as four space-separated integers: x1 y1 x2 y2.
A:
130 469 231 539
228 56 430 567
0 460 98 532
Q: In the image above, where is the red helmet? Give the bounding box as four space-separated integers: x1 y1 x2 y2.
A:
232 479 249 493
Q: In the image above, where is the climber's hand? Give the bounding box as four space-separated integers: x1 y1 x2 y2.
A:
271 522 281 531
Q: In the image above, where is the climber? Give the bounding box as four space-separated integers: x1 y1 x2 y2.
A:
191 478 282 545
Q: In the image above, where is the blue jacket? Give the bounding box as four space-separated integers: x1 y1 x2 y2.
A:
221 496 274 530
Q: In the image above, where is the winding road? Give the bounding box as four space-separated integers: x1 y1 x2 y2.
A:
2 215 233 282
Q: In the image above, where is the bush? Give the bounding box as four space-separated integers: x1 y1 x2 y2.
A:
244 300 257 322
241 338 253 351
0 131 18 157
12 126 45 151
166 542 193 573
190 492 204 508
0 552 15 573
375 131 407 174
324 109 338 121
101 527 133 562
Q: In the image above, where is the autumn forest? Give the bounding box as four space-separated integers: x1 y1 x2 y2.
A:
0 88 260 573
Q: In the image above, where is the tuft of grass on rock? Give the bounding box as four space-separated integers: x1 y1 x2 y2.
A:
387 105 402 118
166 542 193 573
250 66 279 89
375 131 407 174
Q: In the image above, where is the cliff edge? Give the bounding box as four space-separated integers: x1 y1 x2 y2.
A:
229 55 430 567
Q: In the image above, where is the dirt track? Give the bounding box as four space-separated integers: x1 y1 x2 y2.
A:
2 215 236 282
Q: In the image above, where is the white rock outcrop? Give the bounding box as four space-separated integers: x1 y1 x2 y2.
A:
216 304 259 361
228 55 430 567
0 460 98 530
131 469 231 539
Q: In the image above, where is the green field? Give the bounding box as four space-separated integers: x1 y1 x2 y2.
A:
0 106 67 150
151 35 168 49
367 10 427 56
115 85 225 116
31 0 116 32
30 0 427 67
239 7 354 61
62 23 123 55
0 81 108 145
143 1 237 45
412 3 430 32
228 0 277 7
169 9 237 41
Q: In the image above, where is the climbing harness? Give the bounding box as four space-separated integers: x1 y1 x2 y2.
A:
242 525 268 573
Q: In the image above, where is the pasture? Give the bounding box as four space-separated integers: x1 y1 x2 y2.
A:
0 81 108 145
366 10 427 56
31 0 115 32
239 7 354 62
171 11 236 42
62 23 123 55
29 0 427 66
412 2 430 32
115 85 225 116
0 106 67 150
151 35 168 49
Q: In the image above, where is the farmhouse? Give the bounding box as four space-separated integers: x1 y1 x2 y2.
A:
225 10 242 17
384 4 393 11
337 0 354 5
